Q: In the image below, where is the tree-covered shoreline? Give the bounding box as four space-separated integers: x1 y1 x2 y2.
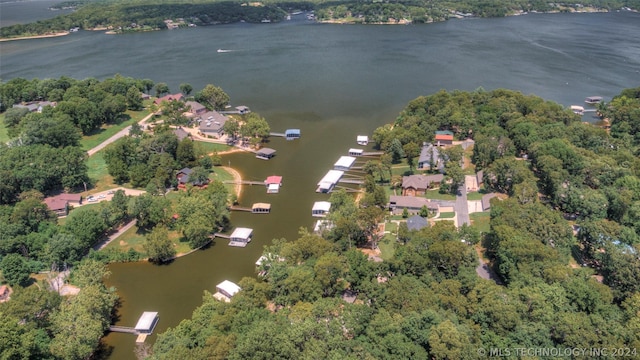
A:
2 0 639 39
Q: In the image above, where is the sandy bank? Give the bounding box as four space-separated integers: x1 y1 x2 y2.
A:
0 32 69 42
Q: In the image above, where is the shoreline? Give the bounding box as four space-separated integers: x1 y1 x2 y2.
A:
0 31 69 42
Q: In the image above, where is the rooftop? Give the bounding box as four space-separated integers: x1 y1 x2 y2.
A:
334 156 356 169
216 280 241 297
265 175 283 185
230 227 253 239
134 312 159 332
312 201 332 212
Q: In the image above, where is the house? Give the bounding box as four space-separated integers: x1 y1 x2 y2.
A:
256 148 276 160
13 101 56 113
43 193 83 217
265 176 282 193
176 168 208 189
312 201 331 217
388 196 439 215
285 129 301 140
154 93 184 105
198 111 228 138
417 143 441 170
406 215 430 231
356 135 369 145
173 127 190 141
0 285 10 301
465 170 484 192
481 193 498 211
334 156 356 171
401 174 444 196
185 101 207 116
214 280 241 302
434 130 454 146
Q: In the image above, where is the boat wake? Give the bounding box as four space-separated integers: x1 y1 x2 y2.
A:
217 49 232 53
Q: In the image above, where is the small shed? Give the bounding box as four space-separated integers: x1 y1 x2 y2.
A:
285 129 301 140
134 312 159 334
349 148 364 156
256 148 276 160
334 156 356 171
312 201 331 217
230 227 253 243
356 135 369 145
214 280 241 302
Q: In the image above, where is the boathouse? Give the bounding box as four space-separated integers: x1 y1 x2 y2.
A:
585 96 603 104
334 156 357 171
317 170 344 193
134 312 159 334
356 135 369 145
571 105 584 115
265 176 282 193
312 201 331 217
285 129 301 140
214 280 241 302
256 148 276 160
349 148 364 156
252 203 271 213
230 227 253 243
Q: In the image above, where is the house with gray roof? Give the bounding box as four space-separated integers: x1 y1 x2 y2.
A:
406 215 430 231
173 127 190 141
418 143 441 171
389 195 439 215
185 101 207 116
198 111 228 138
402 174 444 196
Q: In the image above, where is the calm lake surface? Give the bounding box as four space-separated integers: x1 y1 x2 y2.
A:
1 5 640 358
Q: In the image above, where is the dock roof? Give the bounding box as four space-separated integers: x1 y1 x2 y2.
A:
257 148 276 156
334 156 356 169
231 227 253 240
285 129 301 136
216 280 241 297
134 312 159 332
349 148 364 155
265 175 282 185
312 201 332 212
317 170 344 187
252 203 271 210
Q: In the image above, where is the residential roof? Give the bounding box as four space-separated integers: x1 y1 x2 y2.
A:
267 183 280 192
0 285 8 294
481 193 498 211
230 227 253 240
312 201 331 212
435 134 454 141
406 215 429 231
53 193 82 202
265 175 282 185
198 111 228 132
435 130 454 136
216 280 241 297
356 135 369 142
134 312 159 332
185 101 206 114
334 156 356 169
173 127 190 141
418 144 440 166
44 198 67 211
177 168 193 175
476 170 484 185
402 174 444 190
389 195 439 210
154 93 184 105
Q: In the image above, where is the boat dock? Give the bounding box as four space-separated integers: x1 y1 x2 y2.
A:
270 129 301 140
109 311 159 343
339 178 365 185
229 203 271 213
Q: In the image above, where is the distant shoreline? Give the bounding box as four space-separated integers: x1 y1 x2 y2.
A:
0 31 69 42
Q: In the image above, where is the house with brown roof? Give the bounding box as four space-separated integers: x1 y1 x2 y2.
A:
176 167 208 190
402 174 444 196
154 93 184 105
43 193 82 217
434 130 454 146
388 195 439 215
185 101 207 116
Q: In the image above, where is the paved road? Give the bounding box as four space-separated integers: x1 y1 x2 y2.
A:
455 184 470 227
86 112 155 156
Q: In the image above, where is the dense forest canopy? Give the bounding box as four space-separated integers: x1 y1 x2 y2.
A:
2 0 639 37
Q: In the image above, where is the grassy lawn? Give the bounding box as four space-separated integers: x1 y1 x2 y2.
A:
79 109 150 151
378 234 396 261
470 212 491 233
425 189 456 201
438 212 456 219
86 152 116 193
103 225 190 257
467 192 484 201
385 221 398 233
391 164 414 177
195 141 231 154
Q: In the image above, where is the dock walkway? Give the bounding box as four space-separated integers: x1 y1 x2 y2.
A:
270 132 286 137
109 326 138 334
223 180 265 186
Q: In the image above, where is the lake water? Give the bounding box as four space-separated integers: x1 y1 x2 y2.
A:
1 5 639 359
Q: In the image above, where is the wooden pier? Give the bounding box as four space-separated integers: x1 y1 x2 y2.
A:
223 180 265 186
109 326 138 334
229 203 271 213
213 233 231 239
270 132 286 137
339 178 365 185
361 151 384 156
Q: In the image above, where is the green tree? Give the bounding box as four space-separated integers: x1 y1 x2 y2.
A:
179 83 193 96
0 253 31 286
125 85 143 110
155 82 170 97
144 225 176 263
196 84 230 111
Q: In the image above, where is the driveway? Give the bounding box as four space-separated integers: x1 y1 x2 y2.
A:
86 112 155 156
455 184 470 227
